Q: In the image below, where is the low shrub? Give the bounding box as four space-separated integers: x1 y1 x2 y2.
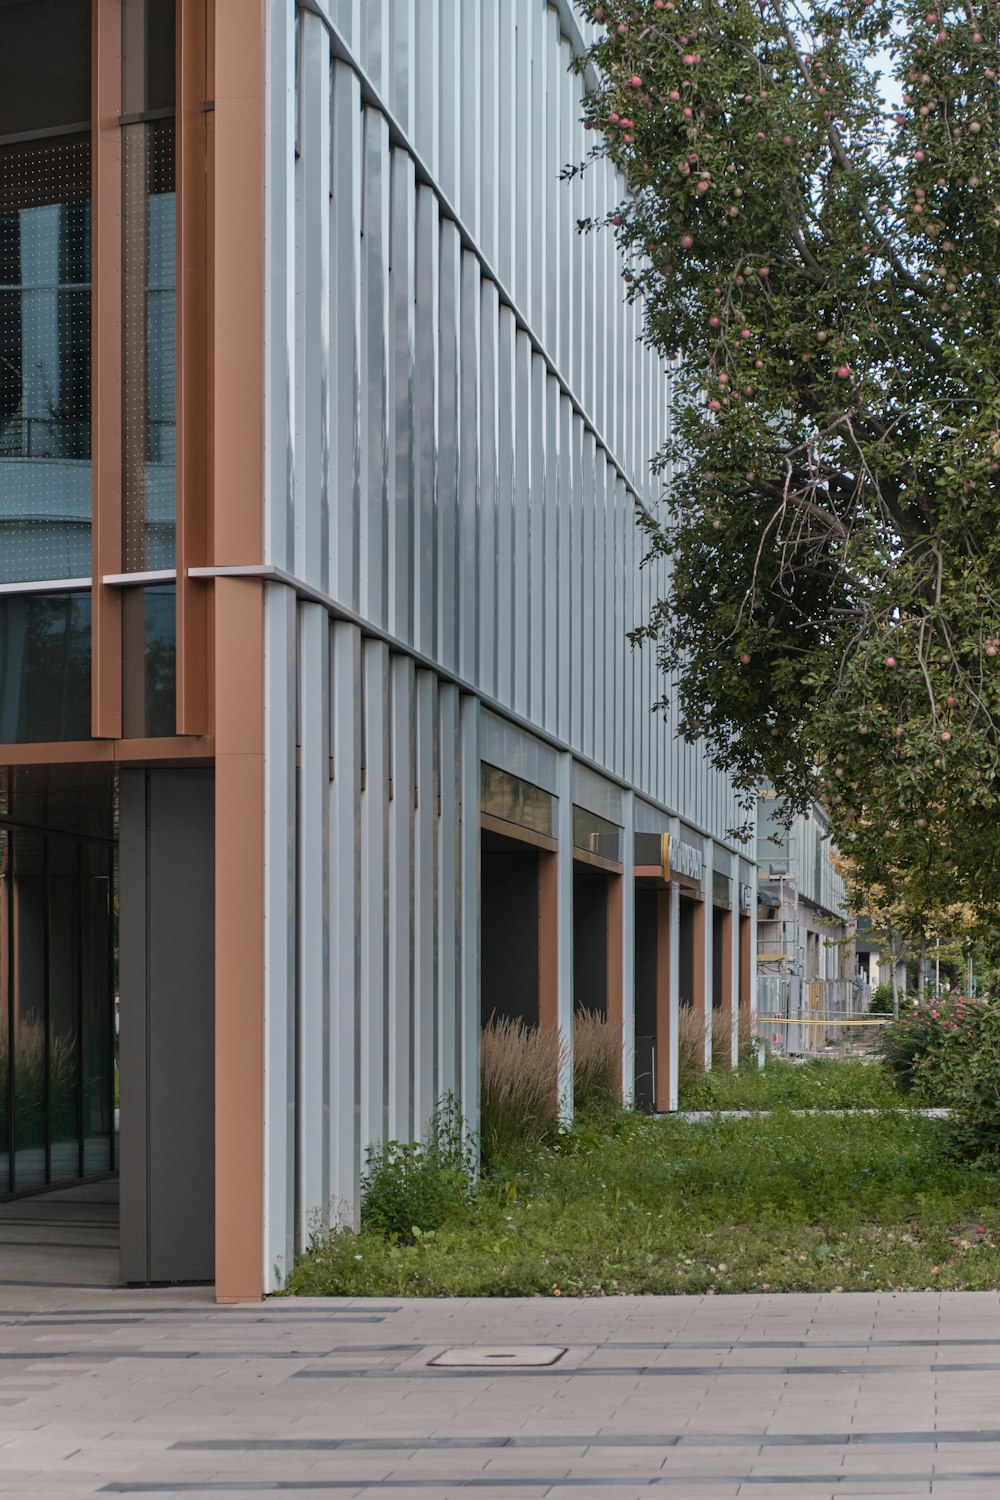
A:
869 982 894 1016
879 994 968 1093
909 1000 1000 1168
479 1015 563 1169
360 1096 474 1245
573 1009 622 1114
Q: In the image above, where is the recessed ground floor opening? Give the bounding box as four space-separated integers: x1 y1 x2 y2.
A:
678 892 699 1009
711 904 734 1067
572 866 611 1020
480 830 545 1030
633 883 673 1112
0 763 215 1289
633 887 657 1111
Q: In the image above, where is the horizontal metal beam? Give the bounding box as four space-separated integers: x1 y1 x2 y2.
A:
189 562 746 856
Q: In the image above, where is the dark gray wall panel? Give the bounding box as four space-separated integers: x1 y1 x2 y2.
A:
120 768 214 1284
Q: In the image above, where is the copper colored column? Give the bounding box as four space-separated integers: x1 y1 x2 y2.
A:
538 852 558 1035
91 0 124 739
538 851 559 1113
691 897 707 1061
606 875 624 1099
654 888 671 1112
176 0 211 734
718 906 734 1066
740 913 753 1022
213 0 265 566
212 0 266 1302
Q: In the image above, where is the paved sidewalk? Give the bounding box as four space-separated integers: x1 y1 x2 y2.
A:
3 1288 1000 1496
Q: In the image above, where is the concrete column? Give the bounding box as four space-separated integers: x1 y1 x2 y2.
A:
654 888 671 1112
668 880 680 1110
692 897 709 1071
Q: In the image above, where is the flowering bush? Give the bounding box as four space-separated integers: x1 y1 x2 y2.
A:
912 1000 1000 1166
878 993 973 1092
880 995 1000 1165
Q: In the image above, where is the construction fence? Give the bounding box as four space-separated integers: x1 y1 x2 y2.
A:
756 975 890 1056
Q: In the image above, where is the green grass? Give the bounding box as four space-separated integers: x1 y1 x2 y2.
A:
286 1107 1000 1298
678 1056 906 1111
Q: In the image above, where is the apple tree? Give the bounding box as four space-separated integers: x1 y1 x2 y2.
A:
573 0 1000 907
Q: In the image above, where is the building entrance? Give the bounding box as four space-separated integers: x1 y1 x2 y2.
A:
0 763 215 1288
0 767 116 1199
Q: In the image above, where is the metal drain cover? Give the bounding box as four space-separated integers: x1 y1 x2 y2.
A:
430 1345 567 1368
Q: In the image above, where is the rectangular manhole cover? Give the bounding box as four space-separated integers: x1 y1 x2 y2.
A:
430 1346 567 1368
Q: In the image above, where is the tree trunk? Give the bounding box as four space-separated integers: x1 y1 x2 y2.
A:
918 935 927 1002
889 929 900 1019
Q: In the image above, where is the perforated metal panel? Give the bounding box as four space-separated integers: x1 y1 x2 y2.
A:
122 121 176 572
0 138 91 586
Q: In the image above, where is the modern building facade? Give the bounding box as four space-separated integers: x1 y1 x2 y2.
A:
0 0 755 1300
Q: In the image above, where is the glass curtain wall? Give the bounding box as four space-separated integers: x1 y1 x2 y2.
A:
0 820 115 1196
0 0 93 743
0 0 92 585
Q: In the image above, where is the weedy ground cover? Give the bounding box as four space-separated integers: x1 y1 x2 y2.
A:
678 1055 904 1111
287 1093 1000 1298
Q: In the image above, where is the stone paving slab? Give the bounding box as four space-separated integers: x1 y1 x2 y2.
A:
1 1290 1000 1494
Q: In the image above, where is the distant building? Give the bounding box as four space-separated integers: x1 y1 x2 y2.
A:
854 918 909 996
756 795 856 985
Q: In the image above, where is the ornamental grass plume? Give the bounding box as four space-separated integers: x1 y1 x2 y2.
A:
677 1002 708 1081
573 1008 623 1112
711 1006 736 1071
479 1015 565 1169
737 1003 758 1064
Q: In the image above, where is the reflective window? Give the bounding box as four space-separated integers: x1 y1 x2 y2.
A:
11 828 47 1190
480 763 553 837
123 585 176 738
0 1 91 139
0 592 91 742
0 821 114 1197
0 764 116 842
572 805 622 863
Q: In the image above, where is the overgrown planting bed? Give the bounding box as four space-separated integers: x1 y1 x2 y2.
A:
287 1065 1000 1297
677 1055 904 1111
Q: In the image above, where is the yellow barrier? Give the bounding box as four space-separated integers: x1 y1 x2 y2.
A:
757 1016 892 1027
